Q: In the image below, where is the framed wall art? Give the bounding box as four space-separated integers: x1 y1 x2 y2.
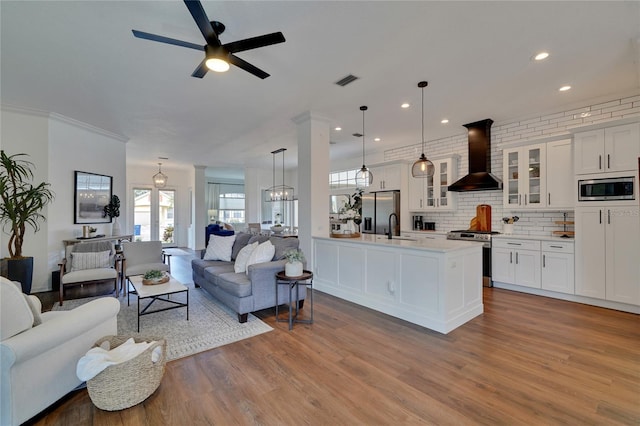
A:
74 171 112 224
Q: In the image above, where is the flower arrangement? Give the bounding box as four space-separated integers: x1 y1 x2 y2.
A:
502 216 520 224
339 189 363 224
283 248 305 263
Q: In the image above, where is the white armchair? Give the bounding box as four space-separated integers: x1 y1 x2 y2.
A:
121 241 171 295
0 277 120 425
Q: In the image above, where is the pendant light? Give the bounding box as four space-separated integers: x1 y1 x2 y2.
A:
153 162 168 188
412 81 435 178
355 105 373 187
268 148 294 202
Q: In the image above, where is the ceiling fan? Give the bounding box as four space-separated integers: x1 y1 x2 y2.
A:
132 0 285 79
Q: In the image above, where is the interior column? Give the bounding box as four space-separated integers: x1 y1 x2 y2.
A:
293 112 331 270
193 165 207 250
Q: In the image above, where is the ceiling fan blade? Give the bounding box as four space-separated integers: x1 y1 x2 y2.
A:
183 0 220 46
132 30 205 51
191 59 208 78
224 32 286 54
228 54 270 79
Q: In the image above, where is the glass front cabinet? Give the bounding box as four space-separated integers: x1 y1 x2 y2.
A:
408 155 458 212
503 144 546 209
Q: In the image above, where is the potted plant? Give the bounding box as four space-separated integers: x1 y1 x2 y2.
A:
283 248 305 277
0 151 54 294
103 194 121 236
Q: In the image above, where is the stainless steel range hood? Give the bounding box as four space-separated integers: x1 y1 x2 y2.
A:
448 118 503 192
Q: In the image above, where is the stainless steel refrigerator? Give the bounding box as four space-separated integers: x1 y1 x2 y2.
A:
361 190 400 236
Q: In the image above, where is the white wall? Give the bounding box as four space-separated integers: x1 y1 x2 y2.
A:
1 107 127 292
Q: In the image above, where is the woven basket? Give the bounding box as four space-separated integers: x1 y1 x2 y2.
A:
87 335 166 411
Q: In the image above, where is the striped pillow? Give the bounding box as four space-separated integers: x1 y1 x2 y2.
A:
71 250 111 271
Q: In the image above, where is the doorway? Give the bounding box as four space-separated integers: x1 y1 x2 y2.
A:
132 187 176 246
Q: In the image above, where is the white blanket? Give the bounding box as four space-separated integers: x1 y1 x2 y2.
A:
76 338 161 381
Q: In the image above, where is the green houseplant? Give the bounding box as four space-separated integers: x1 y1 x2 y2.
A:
0 151 54 293
283 248 305 277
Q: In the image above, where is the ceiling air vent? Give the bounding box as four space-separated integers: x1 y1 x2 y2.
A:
335 74 359 87
352 133 363 138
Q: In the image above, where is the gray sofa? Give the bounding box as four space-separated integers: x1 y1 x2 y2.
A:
192 233 306 322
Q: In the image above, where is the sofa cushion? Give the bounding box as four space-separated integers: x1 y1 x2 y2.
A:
246 240 275 272
71 250 111 271
215 272 252 298
234 241 258 273
231 232 253 260
269 237 300 261
62 268 118 284
203 263 236 283
247 235 269 245
204 234 237 261
192 258 232 277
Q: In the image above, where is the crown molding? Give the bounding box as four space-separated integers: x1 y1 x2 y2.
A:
1 103 128 143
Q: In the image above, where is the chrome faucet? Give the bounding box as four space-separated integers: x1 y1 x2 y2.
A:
388 213 398 239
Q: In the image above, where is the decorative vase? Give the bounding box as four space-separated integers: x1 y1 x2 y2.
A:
285 261 303 277
343 219 356 234
112 218 121 236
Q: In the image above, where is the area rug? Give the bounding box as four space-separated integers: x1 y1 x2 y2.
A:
52 284 272 361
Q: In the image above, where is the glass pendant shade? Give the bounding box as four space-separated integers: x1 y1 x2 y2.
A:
153 163 168 188
411 154 435 177
355 165 373 187
412 80 435 178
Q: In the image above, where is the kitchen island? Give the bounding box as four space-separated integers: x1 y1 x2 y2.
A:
313 234 483 334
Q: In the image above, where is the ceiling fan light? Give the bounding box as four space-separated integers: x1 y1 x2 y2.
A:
206 58 230 72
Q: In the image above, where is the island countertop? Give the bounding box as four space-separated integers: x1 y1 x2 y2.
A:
316 233 480 253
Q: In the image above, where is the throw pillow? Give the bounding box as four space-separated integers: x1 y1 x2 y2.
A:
231 232 253 260
246 240 275 273
203 234 237 262
23 295 43 326
234 241 258 273
71 250 111 271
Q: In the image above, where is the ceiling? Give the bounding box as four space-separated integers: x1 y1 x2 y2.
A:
2 1 639 174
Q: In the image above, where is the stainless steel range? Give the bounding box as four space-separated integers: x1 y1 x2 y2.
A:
447 230 500 287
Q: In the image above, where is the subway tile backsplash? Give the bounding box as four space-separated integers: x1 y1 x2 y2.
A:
388 94 639 234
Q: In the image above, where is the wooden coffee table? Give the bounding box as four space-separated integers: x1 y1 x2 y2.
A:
127 275 189 331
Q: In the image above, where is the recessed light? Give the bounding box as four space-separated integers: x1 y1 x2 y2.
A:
534 52 549 61
334 127 342 131
441 119 449 124
559 85 571 92
374 138 381 142
401 103 410 109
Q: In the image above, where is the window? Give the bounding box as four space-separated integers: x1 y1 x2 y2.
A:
329 168 359 189
207 183 245 227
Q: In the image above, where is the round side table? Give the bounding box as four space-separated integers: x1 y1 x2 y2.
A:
275 270 313 330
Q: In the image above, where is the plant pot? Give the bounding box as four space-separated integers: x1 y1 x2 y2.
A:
285 261 303 277
0 257 34 294
112 218 121 236
503 223 514 235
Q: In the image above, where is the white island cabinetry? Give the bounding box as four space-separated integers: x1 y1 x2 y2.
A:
313 236 483 334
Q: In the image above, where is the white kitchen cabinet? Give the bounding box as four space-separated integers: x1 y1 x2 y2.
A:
400 231 447 241
408 156 458 211
364 248 398 303
545 139 574 209
492 239 541 288
574 123 640 175
541 241 574 294
503 144 546 209
368 164 402 191
575 206 640 305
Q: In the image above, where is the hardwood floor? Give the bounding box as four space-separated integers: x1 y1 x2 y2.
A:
31 251 639 425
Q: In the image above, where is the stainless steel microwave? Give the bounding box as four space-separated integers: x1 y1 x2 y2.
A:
578 176 635 201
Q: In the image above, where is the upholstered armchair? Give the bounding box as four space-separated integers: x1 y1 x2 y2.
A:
59 241 119 305
0 277 120 426
121 241 171 295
